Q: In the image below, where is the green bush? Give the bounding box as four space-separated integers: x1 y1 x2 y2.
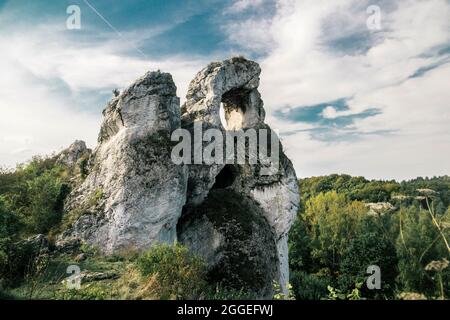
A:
136 243 207 300
290 271 328 300
0 197 21 279
338 226 398 299
57 285 111 300
0 156 72 236
0 285 15 300
25 171 65 234
396 206 450 297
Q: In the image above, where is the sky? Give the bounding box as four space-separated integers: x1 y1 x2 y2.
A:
0 0 449 181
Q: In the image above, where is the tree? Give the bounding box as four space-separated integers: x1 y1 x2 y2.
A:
303 192 367 270
395 206 448 297
338 218 398 299
25 171 64 234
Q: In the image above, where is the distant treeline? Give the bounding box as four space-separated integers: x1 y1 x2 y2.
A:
289 174 450 300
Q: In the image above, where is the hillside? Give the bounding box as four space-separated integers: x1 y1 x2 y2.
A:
1 154 449 300
289 174 450 300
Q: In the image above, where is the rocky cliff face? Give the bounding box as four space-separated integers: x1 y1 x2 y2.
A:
56 140 91 168
178 57 299 296
59 57 299 297
60 71 187 254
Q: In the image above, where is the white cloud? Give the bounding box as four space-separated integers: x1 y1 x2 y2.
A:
227 0 265 13
224 0 450 180
321 106 338 119
0 21 206 168
1 0 450 181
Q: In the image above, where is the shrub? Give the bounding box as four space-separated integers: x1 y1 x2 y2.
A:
57 284 111 300
135 243 207 300
0 197 21 279
290 271 328 300
25 171 64 234
0 284 15 300
396 206 450 297
338 226 398 299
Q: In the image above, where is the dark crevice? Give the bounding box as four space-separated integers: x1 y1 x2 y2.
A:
221 88 250 114
212 165 237 189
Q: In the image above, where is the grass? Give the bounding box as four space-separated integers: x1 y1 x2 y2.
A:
3 250 132 300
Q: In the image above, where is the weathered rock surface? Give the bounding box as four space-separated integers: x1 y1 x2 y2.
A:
59 57 299 297
60 71 187 254
57 140 91 168
178 189 279 298
182 57 265 129
16 234 50 256
365 202 396 216
178 57 299 296
9 234 50 279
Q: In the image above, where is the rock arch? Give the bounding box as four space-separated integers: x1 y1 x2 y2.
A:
59 57 299 298
178 57 299 296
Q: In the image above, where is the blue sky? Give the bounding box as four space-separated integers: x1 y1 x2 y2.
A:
0 0 449 180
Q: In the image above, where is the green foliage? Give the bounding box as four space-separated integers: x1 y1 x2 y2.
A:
0 197 21 239
303 191 366 269
0 197 21 279
0 156 71 236
136 243 207 300
57 284 111 300
273 281 295 300
299 174 450 209
338 222 398 299
298 174 400 212
0 283 16 300
78 156 89 179
327 282 363 300
3 154 450 301
289 191 370 299
24 171 65 234
0 156 73 288
400 176 450 208
290 175 450 300
290 271 328 300
396 206 450 297
288 218 313 272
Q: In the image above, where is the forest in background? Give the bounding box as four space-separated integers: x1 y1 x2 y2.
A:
289 174 450 300
0 156 449 299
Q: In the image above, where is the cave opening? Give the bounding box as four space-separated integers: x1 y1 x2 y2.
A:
212 164 237 189
220 88 251 130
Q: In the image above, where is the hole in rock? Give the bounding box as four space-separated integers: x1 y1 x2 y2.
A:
212 165 237 189
177 188 279 298
220 88 251 130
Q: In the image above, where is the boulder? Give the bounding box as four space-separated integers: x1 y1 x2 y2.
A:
57 140 91 168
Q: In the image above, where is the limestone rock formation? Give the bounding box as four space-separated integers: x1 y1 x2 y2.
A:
365 202 396 216
59 57 299 297
60 71 187 254
57 140 91 168
178 57 299 296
